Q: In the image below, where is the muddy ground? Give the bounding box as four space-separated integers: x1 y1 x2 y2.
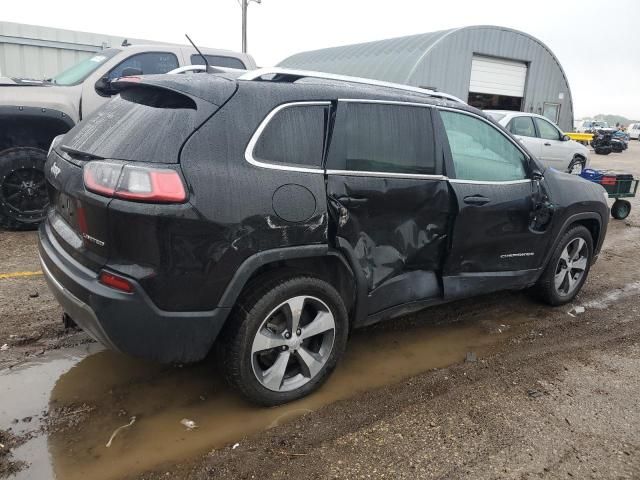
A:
1 143 639 479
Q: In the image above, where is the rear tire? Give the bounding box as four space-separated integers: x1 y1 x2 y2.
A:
217 275 349 406
534 225 593 306
611 200 631 220
0 147 49 230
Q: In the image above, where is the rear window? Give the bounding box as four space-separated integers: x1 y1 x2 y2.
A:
62 86 209 163
190 54 245 69
253 104 328 168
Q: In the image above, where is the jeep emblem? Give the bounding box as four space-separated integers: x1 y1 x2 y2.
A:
51 162 61 179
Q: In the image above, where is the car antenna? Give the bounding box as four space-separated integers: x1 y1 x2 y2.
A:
185 34 211 73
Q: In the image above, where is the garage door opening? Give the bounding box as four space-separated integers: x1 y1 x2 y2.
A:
467 55 527 111
468 92 523 110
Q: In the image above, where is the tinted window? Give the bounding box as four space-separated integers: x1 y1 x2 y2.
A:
190 54 245 69
337 103 435 174
254 105 327 168
535 117 561 140
440 110 527 182
509 116 536 137
108 52 179 80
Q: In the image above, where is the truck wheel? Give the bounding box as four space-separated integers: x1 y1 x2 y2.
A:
534 225 593 306
0 148 49 230
217 275 349 406
611 200 631 220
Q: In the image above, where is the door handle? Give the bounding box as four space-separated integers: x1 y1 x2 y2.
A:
463 195 490 206
544 142 551 146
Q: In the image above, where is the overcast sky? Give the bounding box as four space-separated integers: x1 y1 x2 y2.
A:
4 0 639 119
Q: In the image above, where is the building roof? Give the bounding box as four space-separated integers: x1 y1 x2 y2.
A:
279 26 568 87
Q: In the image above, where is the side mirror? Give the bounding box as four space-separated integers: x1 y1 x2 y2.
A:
531 169 544 182
562 134 571 141
94 75 115 97
121 67 143 77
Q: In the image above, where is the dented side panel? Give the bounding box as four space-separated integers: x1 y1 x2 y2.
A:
327 175 451 313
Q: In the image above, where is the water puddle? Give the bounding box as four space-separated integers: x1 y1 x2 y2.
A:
1 308 530 479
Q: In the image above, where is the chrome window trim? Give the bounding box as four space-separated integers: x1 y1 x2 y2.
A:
326 169 447 181
244 101 331 174
449 178 531 185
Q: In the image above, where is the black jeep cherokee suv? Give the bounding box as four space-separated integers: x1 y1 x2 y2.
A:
39 69 609 405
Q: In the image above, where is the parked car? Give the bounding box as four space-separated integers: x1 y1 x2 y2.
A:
486 111 590 174
576 120 609 132
0 44 256 230
39 68 609 405
627 123 640 140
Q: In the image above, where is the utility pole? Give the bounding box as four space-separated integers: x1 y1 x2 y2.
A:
241 0 261 54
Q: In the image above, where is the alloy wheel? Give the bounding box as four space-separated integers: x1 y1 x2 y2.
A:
569 160 584 175
1 167 48 218
554 237 588 296
251 295 336 392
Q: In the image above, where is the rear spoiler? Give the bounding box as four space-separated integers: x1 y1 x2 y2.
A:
111 74 237 107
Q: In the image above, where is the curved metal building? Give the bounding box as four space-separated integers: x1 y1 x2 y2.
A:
279 26 573 131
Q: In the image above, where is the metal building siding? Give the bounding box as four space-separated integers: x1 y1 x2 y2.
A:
278 26 574 131
0 21 154 79
280 30 449 84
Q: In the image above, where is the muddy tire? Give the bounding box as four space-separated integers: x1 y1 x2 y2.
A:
217 275 349 406
534 225 593 306
0 147 49 230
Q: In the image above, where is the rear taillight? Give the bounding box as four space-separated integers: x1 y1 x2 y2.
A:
83 161 187 203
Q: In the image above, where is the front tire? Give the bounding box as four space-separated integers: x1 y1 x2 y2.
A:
567 156 585 175
535 225 593 306
0 147 49 230
217 275 349 406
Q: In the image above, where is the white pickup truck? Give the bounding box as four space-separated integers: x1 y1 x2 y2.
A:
0 44 255 229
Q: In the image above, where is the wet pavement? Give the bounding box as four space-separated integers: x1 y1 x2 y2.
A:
1 310 526 480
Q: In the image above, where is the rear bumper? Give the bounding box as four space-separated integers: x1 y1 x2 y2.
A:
38 221 230 363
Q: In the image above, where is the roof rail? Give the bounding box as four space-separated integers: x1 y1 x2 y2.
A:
238 67 464 104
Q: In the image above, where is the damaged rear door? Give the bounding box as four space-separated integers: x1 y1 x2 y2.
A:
326 100 451 321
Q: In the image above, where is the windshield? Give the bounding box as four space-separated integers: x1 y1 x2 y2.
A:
51 49 120 86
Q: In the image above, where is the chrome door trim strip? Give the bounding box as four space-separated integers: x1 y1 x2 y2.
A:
448 178 532 185
326 169 447 180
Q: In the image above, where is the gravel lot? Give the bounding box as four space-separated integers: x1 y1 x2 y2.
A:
1 142 639 479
